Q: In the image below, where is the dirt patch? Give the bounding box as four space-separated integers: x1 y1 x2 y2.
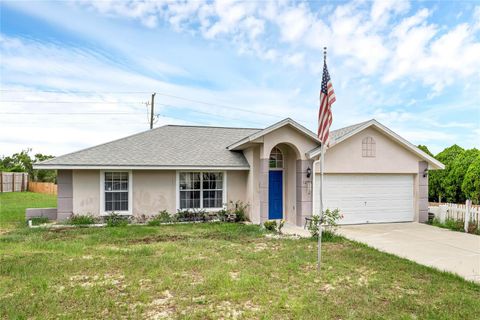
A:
229 271 240 281
143 290 175 319
127 234 188 244
253 243 268 252
69 273 126 289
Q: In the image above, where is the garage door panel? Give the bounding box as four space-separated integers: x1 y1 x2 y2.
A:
315 174 414 224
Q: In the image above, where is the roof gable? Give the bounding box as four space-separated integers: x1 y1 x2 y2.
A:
307 119 444 170
227 118 320 150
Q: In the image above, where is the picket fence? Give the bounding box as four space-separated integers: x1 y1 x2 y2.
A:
429 202 480 228
0 172 28 192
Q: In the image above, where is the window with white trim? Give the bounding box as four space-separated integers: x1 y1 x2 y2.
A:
269 147 283 168
104 172 129 211
179 172 224 209
362 136 376 157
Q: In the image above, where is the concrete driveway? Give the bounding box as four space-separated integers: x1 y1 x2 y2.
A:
338 223 480 283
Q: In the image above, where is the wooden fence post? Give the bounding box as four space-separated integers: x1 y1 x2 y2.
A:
12 173 15 192
464 199 471 233
0 172 3 193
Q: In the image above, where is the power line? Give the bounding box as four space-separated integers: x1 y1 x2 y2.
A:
0 112 143 115
0 89 149 94
1 89 285 119
0 100 142 104
152 91 283 119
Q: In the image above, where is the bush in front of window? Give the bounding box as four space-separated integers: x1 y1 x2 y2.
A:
147 210 173 226
104 212 130 227
229 200 249 222
174 208 207 222
67 214 98 226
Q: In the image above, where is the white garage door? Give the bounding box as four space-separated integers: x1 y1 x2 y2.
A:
314 174 414 225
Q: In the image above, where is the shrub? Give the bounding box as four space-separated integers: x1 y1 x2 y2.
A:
229 200 249 222
308 208 343 238
29 216 50 226
148 210 172 226
263 220 277 232
174 209 206 222
277 219 285 234
68 214 97 225
104 212 130 227
216 209 229 222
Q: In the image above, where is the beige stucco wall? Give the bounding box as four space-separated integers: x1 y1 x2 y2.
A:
132 170 176 216
279 144 297 225
72 170 100 216
322 127 421 173
244 146 261 223
71 169 249 218
227 170 248 205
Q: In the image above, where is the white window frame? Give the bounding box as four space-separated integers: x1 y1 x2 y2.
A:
99 170 133 216
362 136 376 158
269 147 284 169
175 171 227 211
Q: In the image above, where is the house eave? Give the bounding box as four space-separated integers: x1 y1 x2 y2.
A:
228 118 320 150
33 164 251 170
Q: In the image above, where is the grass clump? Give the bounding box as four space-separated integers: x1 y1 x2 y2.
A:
29 216 50 226
147 210 172 226
104 212 130 227
67 214 97 226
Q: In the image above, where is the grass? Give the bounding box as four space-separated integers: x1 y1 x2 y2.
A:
0 193 479 319
429 218 480 235
0 192 56 231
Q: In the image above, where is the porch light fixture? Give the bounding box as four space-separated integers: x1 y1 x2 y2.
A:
423 168 428 178
306 167 312 178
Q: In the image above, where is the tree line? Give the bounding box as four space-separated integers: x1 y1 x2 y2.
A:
419 145 480 204
0 149 56 183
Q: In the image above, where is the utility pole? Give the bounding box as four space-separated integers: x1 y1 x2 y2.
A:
150 92 156 129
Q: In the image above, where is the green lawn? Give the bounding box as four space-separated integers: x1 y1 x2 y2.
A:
0 192 57 231
0 194 479 319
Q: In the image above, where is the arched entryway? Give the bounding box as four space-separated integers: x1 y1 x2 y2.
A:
267 143 301 225
268 147 284 219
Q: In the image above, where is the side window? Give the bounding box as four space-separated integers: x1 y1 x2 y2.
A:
362 136 376 157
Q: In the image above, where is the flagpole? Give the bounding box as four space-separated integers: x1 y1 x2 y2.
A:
317 143 325 272
317 46 328 272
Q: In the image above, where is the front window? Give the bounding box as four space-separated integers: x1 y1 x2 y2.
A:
179 172 224 209
104 172 129 211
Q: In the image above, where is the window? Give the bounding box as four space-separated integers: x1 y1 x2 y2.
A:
179 172 224 209
104 172 129 211
269 147 283 168
362 136 376 157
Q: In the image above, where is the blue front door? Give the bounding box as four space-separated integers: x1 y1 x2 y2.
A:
268 171 283 219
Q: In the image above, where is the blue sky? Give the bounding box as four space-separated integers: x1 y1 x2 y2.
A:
1 0 479 156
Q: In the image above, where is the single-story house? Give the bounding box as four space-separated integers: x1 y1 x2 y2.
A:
34 118 444 225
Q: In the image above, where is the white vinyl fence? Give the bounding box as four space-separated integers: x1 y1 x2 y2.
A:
429 201 480 230
0 172 28 192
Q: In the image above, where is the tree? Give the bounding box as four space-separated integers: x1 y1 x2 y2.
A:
428 144 464 202
0 149 56 182
417 145 434 157
462 155 480 204
445 148 480 203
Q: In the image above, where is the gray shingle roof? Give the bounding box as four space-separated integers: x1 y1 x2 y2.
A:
330 120 371 144
37 125 261 168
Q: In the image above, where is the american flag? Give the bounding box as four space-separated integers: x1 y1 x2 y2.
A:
317 60 336 145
